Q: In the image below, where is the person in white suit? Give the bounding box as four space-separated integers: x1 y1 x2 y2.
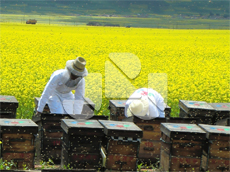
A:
36 57 88 115
125 88 166 120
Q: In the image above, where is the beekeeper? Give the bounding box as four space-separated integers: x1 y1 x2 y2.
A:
36 56 88 115
125 88 166 120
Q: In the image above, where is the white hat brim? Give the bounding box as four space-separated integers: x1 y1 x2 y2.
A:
66 60 88 77
127 97 149 117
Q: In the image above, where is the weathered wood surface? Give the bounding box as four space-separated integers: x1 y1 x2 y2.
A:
201 154 229 172
138 140 161 159
61 119 104 170
160 149 201 172
61 145 102 169
105 139 139 156
106 154 137 171
0 119 38 169
198 124 230 171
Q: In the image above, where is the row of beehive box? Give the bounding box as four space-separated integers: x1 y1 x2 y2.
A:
1 95 229 126
109 99 230 125
0 96 96 118
0 117 141 171
1 95 229 171
0 117 229 172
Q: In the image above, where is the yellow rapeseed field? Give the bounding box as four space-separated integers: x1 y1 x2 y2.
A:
0 23 229 118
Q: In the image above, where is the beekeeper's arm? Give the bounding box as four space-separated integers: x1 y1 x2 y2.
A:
37 73 60 114
74 78 85 100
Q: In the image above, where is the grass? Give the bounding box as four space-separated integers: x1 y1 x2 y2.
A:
0 14 229 29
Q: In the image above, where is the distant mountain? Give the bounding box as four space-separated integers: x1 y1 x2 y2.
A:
1 0 229 17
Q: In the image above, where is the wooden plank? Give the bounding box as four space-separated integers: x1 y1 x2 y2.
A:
98 120 143 138
0 111 17 119
209 140 230 159
105 139 139 156
202 154 229 172
62 141 101 154
61 145 102 169
2 133 35 152
161 135 203 157
106 154 137 171
139 140 161 159
160 149 201 172
63 132 101 145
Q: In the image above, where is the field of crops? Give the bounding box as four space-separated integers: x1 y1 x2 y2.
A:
1 23 229 119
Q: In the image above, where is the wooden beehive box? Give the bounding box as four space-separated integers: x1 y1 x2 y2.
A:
34 97 50 113
32 113 73 163
179 100 215 121
215 118 230 126
108 100 126 121
98 120 142 171
123 116 166 164
160 123 206 172
0 95 19 118
0 119 38 169
209 103 230 124
61 119 104 169
168 115 212 124
164 105 171 118
198 124 230 172
34 97 95 114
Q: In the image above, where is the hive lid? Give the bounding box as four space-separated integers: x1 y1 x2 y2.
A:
161 123 206 141
0 95 18 104
179 100 215 111
61 119 104 134
109 100 126 108
98 120 143 138
209 103 230 112
198 124 230 139
0 118 38 127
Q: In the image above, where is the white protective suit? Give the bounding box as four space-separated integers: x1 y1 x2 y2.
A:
37 69 85 114
125 88 166 118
